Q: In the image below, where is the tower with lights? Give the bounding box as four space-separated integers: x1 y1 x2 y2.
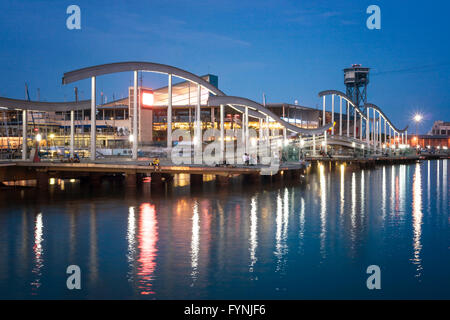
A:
344 64 370 111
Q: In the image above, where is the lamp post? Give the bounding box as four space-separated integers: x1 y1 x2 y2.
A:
413 114 422 148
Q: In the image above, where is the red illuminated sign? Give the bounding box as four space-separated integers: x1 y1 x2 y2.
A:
141 89 154 108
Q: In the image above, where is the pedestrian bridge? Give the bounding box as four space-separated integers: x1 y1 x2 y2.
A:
0 61 412 164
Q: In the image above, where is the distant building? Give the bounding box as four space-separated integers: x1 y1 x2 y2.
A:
428 120 450 135
408 120 450 149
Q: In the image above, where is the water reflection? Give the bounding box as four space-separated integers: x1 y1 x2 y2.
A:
137 203 158 295
351 172 356 243
30 213 43 294
382 166 386 219
275 189 289 272
395 167 400 215
319 164 327 259
437 160 440 207
411 163 423 279
399 165 406 215
299 197 305 252
89 206 98 285
275 192 283 271
427 161 431 214
340 164 345 220
360 170 365 222
69 208 77 261
1 160 449 299
443 160 447 207
391 165 396 215
191 201 199 284
249 196 258 273
127 206 136 282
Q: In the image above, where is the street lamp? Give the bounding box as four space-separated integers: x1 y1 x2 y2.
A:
413 113 422 147
414 114 422 123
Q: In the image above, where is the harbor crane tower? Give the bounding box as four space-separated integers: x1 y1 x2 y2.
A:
344 64 370 112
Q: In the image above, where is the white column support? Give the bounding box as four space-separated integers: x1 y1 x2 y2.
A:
194 84 202 163
90 76 96 161
346 101 350 137
70 110 74 158
313 134 316 156
360 112 363 141
132 71 138 160
366 107 370 149
378 116 382 148
373 113 376 149
372 107 376 147
331 94 335 135
22 110 27 160
322 95 326 126
245 106 249 154
384 118 387 146
259 118 263 138
339 96 342 136
259 118 263 164
353 108 357 139
389 126 392 147
405 130 408 146
167 74 172 150
220 104 224 162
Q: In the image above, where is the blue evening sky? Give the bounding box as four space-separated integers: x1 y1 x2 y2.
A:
0 0 449 132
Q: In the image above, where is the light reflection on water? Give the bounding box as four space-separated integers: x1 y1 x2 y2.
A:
136 203 158 295
411 163 423 279
190 201 199 284
30 213 43 294
0 160 449 299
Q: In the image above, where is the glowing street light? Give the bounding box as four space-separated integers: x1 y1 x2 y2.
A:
128 134 134 143
35 133 42 142
413 114 423 144
413 114 423 123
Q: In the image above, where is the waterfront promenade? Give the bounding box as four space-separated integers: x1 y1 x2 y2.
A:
1 153 447 189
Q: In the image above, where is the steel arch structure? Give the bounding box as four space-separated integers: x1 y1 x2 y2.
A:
62 61 336 160
318 90 407 133
208 95 333 135
0 97 91 112
318 90 409 154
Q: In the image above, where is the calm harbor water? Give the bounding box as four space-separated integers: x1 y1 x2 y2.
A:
0 160 449 299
